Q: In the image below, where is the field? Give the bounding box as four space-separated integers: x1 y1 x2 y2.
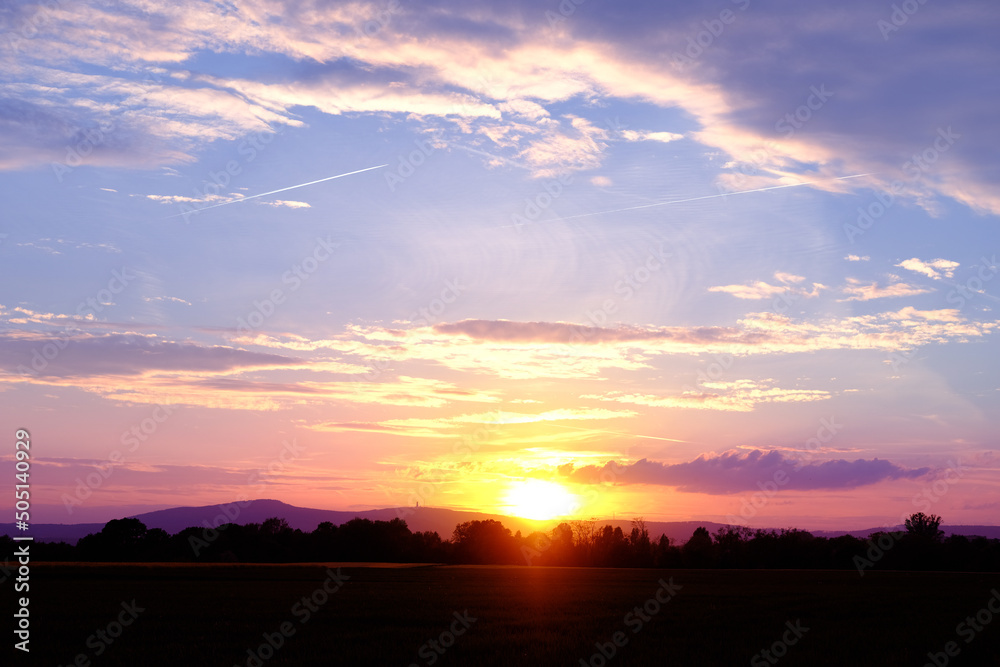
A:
5 563 1000 666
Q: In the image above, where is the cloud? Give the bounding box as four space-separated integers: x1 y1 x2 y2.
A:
619 130 684 143
256 199 311 209
513 115 608 177
660 4 1000 215
773 272 805 284
23 366 497 412
0 61 296 169
25 457 336 498
3 306 170 328
15 238 121 254
887 307 963 323
839 278 934 301
223 308 991 388
0 330 498 410
583 379 830 413
0 332 291 378
498 99 549 121
3 0 996 215
311 407 637 438
142 296 191 305
310 421 446 438
560 450 931 494
845 255 870 262
896 258 960 280
708 271 824 300
12 304 990 411
708 281 789 300
327 322 654 379
28 457 253 489
3 308 163 329
457 408 637 425
329 310 998 380
140 193 234 205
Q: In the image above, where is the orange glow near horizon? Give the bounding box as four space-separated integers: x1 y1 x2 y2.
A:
502 479 581 521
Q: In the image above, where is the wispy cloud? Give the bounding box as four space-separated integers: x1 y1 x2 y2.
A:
583 379 831 413
224 311 1000 388
143 296 192 305
708 272 825 301
0 331 499 410
140 193 233 205
311 407 637 439
257 199 311 209
839 278 934 301
0 332 293 378
2 0 993 216
887 307 963 323
16 238 121 254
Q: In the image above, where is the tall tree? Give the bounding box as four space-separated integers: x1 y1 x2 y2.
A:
904 512 943 541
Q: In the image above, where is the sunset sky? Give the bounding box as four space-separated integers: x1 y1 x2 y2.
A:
2 0 998 530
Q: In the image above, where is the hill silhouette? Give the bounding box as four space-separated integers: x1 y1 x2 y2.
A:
4 499 733 545
4 499 1000 546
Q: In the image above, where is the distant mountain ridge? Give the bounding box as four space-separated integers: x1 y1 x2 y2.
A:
3 500 733 545
4 499 999 545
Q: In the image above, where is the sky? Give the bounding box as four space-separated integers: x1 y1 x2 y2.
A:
1 0 999 531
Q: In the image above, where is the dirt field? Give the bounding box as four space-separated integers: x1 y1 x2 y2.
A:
4 563 999 665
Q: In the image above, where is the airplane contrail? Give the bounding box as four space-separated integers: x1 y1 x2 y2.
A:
545 422 688 443
167 164 387 218
506 173 873 228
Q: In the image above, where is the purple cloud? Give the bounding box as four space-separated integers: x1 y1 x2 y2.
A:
0 333 294 378
433 319 767 346
561 449 931 494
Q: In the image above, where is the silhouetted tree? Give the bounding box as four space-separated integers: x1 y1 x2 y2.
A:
408 530 447 562
77 518 149 561
713 525 753 567
654 534 680 567
261 517 291 536
629 518 654 567
683 526 715 567
570 520 598 564
452 519 517 564
904 512 943 542
27 512 1000 571
306 521 338 560
550 522 576 565
894 513 945 570
335 518 412 561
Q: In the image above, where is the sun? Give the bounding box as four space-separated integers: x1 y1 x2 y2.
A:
502 479 579 521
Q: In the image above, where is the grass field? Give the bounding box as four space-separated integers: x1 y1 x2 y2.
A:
4 563 1000 666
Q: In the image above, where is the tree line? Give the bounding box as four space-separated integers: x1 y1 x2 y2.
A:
4 512 997 572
